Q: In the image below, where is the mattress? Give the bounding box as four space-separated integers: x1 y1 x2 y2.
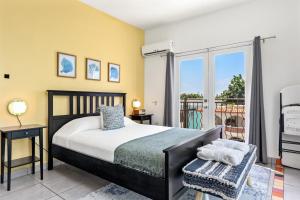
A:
53 122 171 163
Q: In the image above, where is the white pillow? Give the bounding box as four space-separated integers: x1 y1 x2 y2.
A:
124 117 137 126
99 112 104 129
55 116 102 137
98 116 135 130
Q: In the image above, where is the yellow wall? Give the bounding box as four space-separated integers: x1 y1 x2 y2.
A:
0 0 144 165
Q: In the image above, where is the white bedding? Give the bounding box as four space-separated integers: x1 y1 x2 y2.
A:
53 116 171 162
282 106 300 115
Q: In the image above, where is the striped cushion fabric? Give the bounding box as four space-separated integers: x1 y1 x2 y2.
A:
183 145 256 200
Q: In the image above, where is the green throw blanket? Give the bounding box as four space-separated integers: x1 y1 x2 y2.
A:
114 128 205 177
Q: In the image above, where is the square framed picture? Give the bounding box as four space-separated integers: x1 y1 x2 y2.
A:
57 52 76 78
108 63 120 83
86 58 101 81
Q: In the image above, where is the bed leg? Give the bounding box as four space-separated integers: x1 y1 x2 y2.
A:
195 192 209 200
48 151 53 170
195 191 204 200
48 161 53 170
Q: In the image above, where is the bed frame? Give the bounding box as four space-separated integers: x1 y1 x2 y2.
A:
47 90 222 200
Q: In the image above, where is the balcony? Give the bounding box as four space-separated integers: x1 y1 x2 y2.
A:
180 98 245 141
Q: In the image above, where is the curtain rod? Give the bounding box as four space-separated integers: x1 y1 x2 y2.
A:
174 35 276 57
175 43 252 58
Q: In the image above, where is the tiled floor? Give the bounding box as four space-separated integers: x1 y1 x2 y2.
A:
284 167 300 200
0 163 299 200
0 164 108 200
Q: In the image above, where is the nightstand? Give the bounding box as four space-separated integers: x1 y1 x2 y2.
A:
129 114 153 124
0 124 46 191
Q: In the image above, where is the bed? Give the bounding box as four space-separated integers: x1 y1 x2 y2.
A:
47 90 222 200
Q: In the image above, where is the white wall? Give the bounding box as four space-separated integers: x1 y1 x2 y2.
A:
144 0 300 158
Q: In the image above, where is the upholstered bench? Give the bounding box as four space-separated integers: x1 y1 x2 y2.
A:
183 145 256 200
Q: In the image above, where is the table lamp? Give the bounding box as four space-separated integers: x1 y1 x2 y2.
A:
7 99 27 127
132 99 141 115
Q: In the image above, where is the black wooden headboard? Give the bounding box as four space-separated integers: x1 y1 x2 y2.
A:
47 90 126 166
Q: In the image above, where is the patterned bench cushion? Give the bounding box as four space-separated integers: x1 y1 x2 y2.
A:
183 145 256 200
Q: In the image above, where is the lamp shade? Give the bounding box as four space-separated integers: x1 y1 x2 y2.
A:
132 99 141 109
8 99 27 116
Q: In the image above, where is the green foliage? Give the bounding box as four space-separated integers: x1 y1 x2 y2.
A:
180 93 203 100
216 74 245 99
180 74 244 102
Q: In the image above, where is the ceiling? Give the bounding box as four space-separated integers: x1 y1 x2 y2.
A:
80 0 254 29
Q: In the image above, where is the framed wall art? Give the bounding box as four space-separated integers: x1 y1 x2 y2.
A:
108 63 120 83
86 58 101 81
57 52 76 78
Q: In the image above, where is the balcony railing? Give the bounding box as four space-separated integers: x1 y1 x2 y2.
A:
180 98 245 141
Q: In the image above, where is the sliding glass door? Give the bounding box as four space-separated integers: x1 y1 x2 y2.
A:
177 47 251 141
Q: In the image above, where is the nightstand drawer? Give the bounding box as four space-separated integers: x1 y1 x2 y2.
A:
11 129 39 139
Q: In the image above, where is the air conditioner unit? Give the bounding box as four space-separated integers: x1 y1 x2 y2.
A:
142 40 174 57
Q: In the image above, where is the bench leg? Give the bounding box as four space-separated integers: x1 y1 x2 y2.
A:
247 176 253 187
195 191 204 200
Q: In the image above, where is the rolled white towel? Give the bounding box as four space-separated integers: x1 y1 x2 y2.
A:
212 139 249 155
197 144 244 166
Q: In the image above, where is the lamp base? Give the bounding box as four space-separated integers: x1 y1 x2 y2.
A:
133 109 140 115
16 115 23 127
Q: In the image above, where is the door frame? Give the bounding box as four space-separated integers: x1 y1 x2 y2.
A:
175 46 252 141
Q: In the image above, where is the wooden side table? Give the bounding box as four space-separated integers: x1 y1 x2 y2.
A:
129 114 153 124
0 124 46 191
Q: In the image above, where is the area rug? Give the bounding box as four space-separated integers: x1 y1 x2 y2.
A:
271 160 284 200
80 165 283 200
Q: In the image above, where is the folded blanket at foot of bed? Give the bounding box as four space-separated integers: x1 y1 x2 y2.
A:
196 144 245 166
183 145 256 200
212 138 250 155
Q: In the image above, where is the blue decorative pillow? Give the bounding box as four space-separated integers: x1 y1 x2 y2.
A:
98 105 125 130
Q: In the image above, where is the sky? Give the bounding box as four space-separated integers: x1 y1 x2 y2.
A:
180 52 245 95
